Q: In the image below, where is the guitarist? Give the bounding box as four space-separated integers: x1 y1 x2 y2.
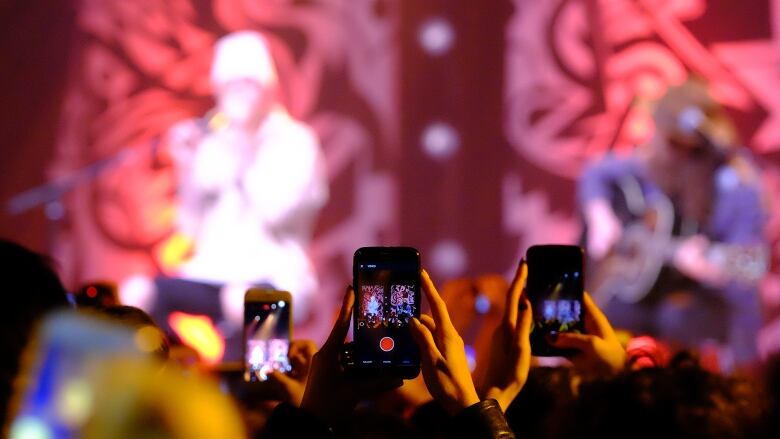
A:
578 79 769 367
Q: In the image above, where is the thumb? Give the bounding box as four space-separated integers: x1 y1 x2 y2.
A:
550 332 595 352
323 286 355 352
517 294 533 340
504 260 527 326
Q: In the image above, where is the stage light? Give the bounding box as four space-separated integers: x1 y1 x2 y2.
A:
134 325 163 354
474 294 491 315
431 239 467 278
421 122 460 160
168 312 225 365
118 275 155 311
464 344 477 372
44 201 64 221
625 110 654 144
636 74 665 99
55 378 92 428
158 233 194 272
9 416 51 439
418 17 455 56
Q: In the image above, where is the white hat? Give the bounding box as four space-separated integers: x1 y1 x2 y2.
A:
210 31 278 88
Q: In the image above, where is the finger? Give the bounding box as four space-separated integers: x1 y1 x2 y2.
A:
323 285 355 351
410 317 442 361
420 269 454 331
551 332 595 352
517 294 533 341
419 314 437 334
505 260 527 326
289 340 317 376
289 340 317 361
289 354 307 377
582 292 614 338
513 293 533 387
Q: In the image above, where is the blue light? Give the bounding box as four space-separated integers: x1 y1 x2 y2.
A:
474 294 491 315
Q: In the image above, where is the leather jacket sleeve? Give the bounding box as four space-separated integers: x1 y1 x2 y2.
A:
448 399 516 439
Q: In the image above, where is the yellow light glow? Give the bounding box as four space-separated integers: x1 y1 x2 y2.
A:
134 325 163 353
168 312 225 365
55 379 93 428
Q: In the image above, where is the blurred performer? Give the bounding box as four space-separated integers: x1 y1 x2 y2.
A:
169 31 327 321
579 79 769 366
130 31 327 349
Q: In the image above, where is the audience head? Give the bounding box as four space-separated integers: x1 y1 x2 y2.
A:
505 367 577 439
0 239 69 428
73 282 120 309
0 238 774 438
557 354 765 439
99 305 170 361
0 239 70 321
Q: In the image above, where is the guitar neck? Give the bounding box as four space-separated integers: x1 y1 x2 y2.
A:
665 237 768 284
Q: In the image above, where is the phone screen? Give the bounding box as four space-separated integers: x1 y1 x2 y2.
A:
243 299 291 382
10 312 142 437
526 245 585 356
353 247 420 376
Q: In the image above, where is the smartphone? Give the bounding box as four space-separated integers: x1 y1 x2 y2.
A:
243 289 292 382
526 245 585 357
9 311 143 437
352 247 421 378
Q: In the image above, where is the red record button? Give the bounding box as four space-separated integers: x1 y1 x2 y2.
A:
379 336 395 352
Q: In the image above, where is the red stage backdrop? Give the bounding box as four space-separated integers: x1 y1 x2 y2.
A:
2 0 780 346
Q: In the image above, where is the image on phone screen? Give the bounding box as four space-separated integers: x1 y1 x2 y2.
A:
353 248 420 374
244 300 291 382
526 245 585 356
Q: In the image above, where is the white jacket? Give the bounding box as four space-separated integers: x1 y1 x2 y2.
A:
176 108 328 319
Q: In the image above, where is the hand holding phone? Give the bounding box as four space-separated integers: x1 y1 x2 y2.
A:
301 286 402 425
525 245 625 373
549 293 626 376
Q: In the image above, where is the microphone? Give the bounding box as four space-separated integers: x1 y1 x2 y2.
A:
200 108 229 132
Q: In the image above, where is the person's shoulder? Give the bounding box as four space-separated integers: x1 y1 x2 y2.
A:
716 151 762 193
